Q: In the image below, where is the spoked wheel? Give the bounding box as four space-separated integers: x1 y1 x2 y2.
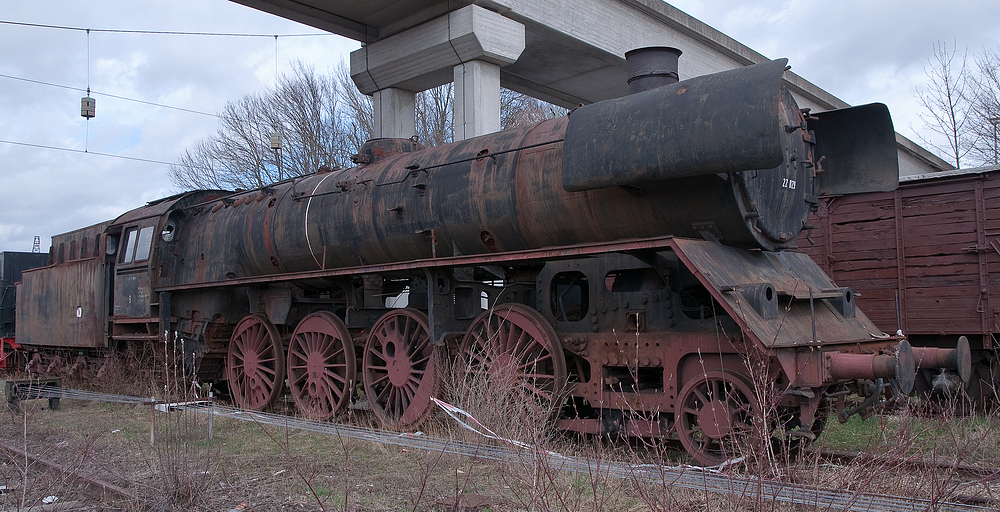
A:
459 303 568 415
362 309 442 429
227 314 286 411
676 369 762 466
287 311 357 420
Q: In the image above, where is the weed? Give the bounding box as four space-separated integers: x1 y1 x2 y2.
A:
6 326 1000 511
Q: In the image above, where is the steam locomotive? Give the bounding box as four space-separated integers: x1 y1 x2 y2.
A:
14 49 967 465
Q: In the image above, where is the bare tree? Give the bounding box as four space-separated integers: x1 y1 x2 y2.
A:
915 41 974 168
417 84 454 146
333 68 453 147
173 61 564 191
268 60 350 176
501 88 563 129
968 45 1000 165
335 62 374 153
170 61 351 190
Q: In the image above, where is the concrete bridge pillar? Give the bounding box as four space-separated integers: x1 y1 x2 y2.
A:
372 88 416 139
350 4 524 142
453 60 501 140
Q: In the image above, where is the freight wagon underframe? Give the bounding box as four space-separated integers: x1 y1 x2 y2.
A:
800 168 1000 406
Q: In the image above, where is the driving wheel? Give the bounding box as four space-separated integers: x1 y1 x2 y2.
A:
227 314 285 410
459 303 567 415
361 309 442 429
287 311 356 420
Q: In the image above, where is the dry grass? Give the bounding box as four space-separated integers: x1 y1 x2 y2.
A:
3 348 1000 511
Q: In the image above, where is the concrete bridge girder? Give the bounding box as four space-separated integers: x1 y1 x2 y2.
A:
232 0 953 174
351 5 524 139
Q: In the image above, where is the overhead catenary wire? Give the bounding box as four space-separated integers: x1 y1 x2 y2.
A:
0 19 334 38
2 18 334 170
0 138 213 171
84 28 91 151
2 19 317 171
1 16 327 119
1 17 338 119
10 385 993 512
86 28 90 92
0 73 219 118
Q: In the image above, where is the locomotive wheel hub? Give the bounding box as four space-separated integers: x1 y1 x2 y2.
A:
303 355 326 396
247 374 261 392
385 340 414 388
491 354 516 378
676 369 761 466
697 400 735 439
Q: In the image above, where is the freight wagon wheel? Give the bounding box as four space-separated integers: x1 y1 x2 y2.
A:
459 304 568 417
675 369 763 466
227 314 286 411
362 309 442 429
287 311 356 420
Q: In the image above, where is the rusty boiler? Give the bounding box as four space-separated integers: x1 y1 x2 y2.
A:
158 55 898 288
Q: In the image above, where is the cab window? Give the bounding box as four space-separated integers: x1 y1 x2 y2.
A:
119 228 137 264
118 226 154 265
134 226 154 262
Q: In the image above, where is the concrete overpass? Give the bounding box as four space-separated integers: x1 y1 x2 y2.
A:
230 0 949 175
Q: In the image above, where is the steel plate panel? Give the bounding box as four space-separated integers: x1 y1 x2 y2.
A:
16 259 108 348
671 238 887 348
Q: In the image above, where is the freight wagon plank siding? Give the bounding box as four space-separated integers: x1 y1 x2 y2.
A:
828 267 899 282
826 197 896 223
800 167 1000 342
828 249 897 267
16 259 108 348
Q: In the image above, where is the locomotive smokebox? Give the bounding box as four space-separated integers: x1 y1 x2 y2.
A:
625 46 682 94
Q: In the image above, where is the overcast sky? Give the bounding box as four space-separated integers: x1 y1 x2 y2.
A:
671 1 1000 133
1 0 998 253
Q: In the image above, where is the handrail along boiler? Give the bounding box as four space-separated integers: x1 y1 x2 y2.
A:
16 48 967 465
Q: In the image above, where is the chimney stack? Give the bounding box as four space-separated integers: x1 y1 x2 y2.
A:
625 47 682 94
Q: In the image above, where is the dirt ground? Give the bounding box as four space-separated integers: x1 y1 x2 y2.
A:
3 398 488 511
1 397 683 512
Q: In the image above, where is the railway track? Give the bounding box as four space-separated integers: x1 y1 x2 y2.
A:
6 385 998 512
0 440 137 506
816 449 1000 481
811 449 1000 507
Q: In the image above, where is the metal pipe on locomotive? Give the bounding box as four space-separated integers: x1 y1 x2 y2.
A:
16 49 968 465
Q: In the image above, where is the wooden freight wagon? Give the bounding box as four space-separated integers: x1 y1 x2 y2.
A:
798 165 1000 404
